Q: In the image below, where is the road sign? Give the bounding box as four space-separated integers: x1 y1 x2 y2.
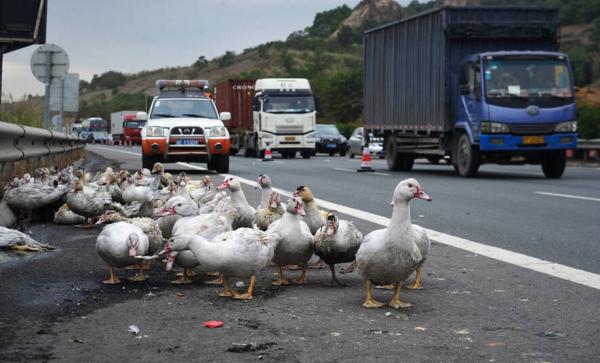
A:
51 115 63 130
50 73 79 112
30 43 69 84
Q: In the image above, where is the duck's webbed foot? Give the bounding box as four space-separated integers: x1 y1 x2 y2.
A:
405 266 424 290
128 264 147 282
218 275 234 297
272 266 290 286
327 264 346 287
362 280 384 308
293 264 308 284
102 267 121 284
170 268 193 284
388 282 414 309
309 259 325 269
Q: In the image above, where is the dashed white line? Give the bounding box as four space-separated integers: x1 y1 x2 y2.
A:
87 145 600 290
535 191 600 203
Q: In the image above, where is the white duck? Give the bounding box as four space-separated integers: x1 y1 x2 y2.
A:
190 176 218 206
256 174 274 209
0 226 55 252
66 180 119 226
122 176 153 203
157 198 201 283
96 210 164 257
95 222 149 284
5 177 68 221
255 191 284 231
54 204 86 225
313 212 363 286
219 176 255 229
268 196 314 285
295 185 326 234
159 228 280 299
356 178 432 309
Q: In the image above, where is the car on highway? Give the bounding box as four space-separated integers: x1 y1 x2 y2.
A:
314 124 347 156
348 127 384 159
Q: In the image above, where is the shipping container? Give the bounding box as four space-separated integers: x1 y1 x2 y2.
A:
364 6 559 132
214 80 255 154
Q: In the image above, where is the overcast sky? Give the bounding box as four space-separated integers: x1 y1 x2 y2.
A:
2 0 415 100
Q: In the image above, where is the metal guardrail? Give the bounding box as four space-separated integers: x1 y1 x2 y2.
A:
577 139 600 150
0 121 85 162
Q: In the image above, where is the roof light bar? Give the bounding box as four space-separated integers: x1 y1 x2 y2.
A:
155 79 209 90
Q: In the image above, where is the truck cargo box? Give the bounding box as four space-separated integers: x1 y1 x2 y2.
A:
214 79 255 131
363 6 560 133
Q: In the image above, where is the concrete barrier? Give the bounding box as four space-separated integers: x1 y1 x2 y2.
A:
0 121 85 187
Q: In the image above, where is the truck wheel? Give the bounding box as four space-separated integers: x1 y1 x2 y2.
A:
229 148 239 156
541 150 566 179
386 138 414 171
454 133 480 177
427 156 440 164
301 151 311 159
208 154 229 174
340 148 347 157
142 154 159 170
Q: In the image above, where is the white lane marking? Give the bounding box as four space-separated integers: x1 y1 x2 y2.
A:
373 172 390 176
535 191 600 203
176 162 207 171
89 145 600 290
89 145 140 156
334 167 356 173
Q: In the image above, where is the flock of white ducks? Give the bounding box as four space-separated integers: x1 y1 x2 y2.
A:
0 163 433 308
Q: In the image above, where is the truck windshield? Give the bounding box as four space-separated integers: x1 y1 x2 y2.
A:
124 121 145 128
484 58 573 99
263 96 315 114
150 99 218 119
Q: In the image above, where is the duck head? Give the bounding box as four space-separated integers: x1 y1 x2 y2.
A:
127 233 140 257
158 235 194 271
269 191 280 209
158 198 198 217
285 196 305 217
177 172 188 184
324 212 338 236
49 166 58 175
392 178 432 205
72 180 84 192
34 168 45 179
201 175 213 187
95 210 121 225
21 173 32 183
256 174 271 189
140 168 151 177
152 162 164 174
295 186 314 202
218 176 240 191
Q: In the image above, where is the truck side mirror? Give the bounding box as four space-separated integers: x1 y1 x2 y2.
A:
220 112 231 121
136 111 148 121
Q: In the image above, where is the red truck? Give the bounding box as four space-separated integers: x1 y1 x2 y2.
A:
110 111 147 144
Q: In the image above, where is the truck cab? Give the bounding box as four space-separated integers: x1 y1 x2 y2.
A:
456 51 577 177
249 78 316 159
140 80 231 172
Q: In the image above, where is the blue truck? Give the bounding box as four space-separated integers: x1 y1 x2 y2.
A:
363 6 577 178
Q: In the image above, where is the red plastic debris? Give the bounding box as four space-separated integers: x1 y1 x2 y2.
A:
203 321 224 329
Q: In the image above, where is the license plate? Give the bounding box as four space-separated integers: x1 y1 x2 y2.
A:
285 136 296 141
176 139 198 145
522 136 544 145
327 143 336 148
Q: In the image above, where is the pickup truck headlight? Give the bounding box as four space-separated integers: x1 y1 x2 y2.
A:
481 121 510 134
146 126 166 137
554 121 577 133
206 126 228 138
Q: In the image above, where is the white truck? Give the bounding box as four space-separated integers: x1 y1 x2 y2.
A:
239 78 316 159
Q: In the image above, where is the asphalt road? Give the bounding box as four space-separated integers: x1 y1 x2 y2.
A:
91 144 600 274
1 146 599 362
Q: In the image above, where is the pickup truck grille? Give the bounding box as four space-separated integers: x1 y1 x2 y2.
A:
275 125 305 135
170 126 203 136
510 123 555 135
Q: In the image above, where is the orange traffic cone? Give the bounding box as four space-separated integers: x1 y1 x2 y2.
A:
357 146 374 172
263 143 273 162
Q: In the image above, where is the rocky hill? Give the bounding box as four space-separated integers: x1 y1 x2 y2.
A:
331 0 403 37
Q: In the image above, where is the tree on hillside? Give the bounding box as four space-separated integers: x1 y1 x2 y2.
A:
216 51 236 68
319 68 363 123
306 5 353 38
193 56 208 69
89 71 127 91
